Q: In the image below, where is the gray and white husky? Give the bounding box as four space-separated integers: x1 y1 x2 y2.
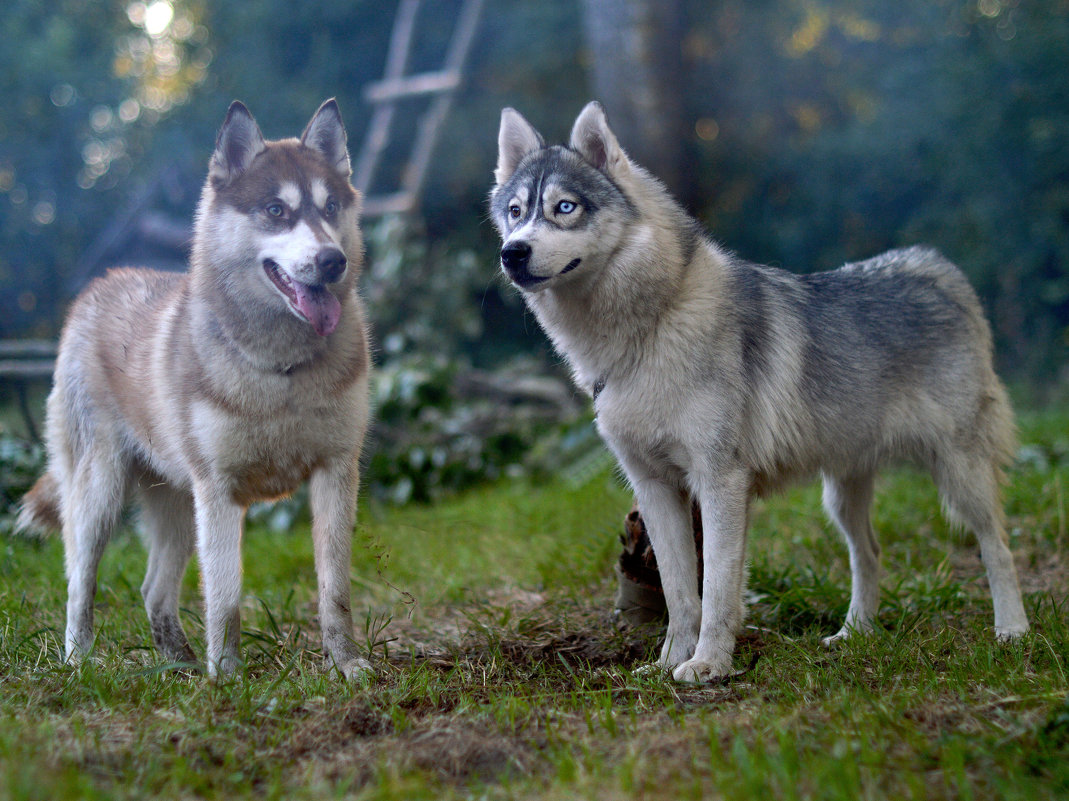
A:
19 100 371 679
490 101 1029 682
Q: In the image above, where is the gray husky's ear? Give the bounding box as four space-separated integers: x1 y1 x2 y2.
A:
496 108 545 186
302 98 351 177
210 101 266 184
569 101 628 177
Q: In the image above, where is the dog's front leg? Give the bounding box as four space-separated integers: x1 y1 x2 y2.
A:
673 467 750 683
309 459 371 681
625 472 701 670
193 485 245 678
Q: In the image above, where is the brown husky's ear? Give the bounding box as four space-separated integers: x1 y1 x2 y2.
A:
302 98 351 178
496 108 545 186
569 101 629 177
209 101 266 185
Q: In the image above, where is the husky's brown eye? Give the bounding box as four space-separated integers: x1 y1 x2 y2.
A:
508 204 521 219
266 202 285 218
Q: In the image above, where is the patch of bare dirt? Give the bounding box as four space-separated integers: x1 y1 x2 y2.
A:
292 697 540 788
377 583 663 672
1018 550 1068 596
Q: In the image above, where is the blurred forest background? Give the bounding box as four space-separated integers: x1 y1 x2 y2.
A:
1 0 1068 505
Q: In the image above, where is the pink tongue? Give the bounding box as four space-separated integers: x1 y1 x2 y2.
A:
291 282 341 337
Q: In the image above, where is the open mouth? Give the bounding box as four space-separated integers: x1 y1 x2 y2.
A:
263 260 341 337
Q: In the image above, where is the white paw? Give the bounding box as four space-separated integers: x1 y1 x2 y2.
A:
65 651 103 669
821 630 849 648
207 653 242 680
336 656 375 683
671 656 733 685
822 619 874 648
995 623 1029 642
633 662 671 679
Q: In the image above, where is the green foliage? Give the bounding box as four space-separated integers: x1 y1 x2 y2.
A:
366 354 594 504
0 435 44 535
684 0 1069 379
362 215 490 362
0 0 215 336
368 356 512 504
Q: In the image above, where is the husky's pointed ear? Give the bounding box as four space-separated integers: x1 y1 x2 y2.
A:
496 108 544 186
569 101 628 177
209 101 266 185
302 98 351 177
301 98 350 176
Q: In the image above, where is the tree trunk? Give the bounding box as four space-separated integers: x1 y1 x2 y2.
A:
580 0 689 200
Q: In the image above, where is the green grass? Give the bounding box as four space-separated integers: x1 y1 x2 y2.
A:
1 408 1067 800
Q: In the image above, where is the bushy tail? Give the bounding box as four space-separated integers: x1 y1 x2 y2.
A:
975 361 1018 479
16 472 62 536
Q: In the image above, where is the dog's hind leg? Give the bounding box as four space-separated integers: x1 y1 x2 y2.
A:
821 472 881 645
138 480 197 665
62 456 128 662
934 448 1029 639
309 458 371 681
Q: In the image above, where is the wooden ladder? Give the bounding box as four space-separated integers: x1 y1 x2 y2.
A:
355 0 485 217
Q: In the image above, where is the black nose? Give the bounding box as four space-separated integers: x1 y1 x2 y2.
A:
316 247 347 284
500 242 532 273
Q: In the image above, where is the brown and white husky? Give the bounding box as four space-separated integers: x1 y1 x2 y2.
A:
19 99 372 679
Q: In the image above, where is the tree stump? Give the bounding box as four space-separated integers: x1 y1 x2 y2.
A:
613 496 703 626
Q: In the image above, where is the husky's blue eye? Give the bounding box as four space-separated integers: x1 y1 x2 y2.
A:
324 199 338 216
266 202 285 218
556 200 577 214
